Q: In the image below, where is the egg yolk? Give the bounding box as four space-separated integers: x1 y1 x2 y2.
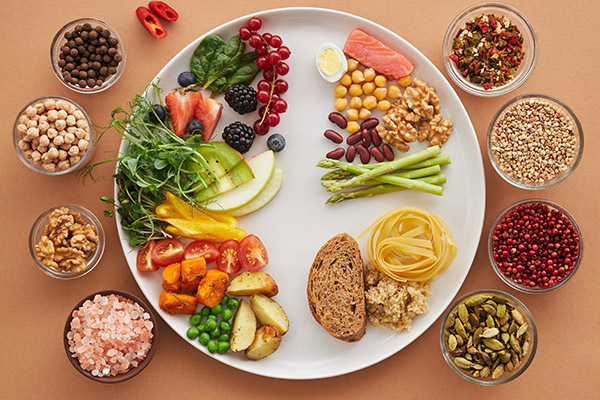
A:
318 48 343 76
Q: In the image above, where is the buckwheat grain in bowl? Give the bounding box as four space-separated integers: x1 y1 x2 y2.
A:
487 94 583 189
13 96 94 175
64 290 158 383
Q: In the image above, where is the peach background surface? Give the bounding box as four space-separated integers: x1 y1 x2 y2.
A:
1 0 598 398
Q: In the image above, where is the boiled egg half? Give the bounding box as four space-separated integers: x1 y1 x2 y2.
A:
316 42 347 83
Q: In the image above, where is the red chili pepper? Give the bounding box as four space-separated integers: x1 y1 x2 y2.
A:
136 6 167 39
148 1 179 22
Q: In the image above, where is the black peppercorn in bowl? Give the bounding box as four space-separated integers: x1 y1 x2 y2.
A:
487 94 583 189
488 199 583 293
440 289 537 385
442 2 538 97
50 18 126 94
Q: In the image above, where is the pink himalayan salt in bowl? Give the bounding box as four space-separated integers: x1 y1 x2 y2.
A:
63 290 158 383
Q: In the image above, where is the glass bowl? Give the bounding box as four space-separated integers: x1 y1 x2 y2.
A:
50 17 126 94
443 2 538 96
64 290 158 383
13 95 95 175
440 289 537 385
488 199 582 293
29 203 105 279
487 94 583 189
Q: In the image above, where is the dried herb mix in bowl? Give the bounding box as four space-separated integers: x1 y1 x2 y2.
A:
449 14 524 90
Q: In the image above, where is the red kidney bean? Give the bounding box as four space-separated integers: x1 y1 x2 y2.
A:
382 143 395 161
361 128 371 147
360 117 379 130
326 148 345 159
324 129 343 144
370 146 385 162
345 145 356 162
370 128 382 147
328 112 347 129
347 132 362 145
356 143 370 164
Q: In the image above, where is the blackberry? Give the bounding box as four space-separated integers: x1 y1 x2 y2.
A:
224 84 258 114
222 122 255 153
267 134 286 152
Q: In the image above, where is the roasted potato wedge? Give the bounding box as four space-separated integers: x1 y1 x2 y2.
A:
230 299 257 352
249 294 289 336
245 325 282 360
227 271 279 297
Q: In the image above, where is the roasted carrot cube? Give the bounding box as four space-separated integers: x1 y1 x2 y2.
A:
158 291 197 315
162 262 181 292
196 269 229 307
181 257 207 293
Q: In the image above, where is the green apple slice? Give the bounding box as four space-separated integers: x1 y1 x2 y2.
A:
205 150 275 212
229 169 283 217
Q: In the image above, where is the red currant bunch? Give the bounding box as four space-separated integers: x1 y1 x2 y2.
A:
239 17 291 135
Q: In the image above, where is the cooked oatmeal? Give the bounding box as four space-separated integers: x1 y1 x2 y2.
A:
364 262 432 332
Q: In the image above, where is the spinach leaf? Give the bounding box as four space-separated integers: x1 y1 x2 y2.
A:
190 34 226 84
202 36 245 89
227 52 260 87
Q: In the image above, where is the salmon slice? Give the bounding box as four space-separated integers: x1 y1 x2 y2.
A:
343 29 414 79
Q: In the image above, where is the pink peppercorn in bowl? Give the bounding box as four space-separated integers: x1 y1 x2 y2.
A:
63 290 158 383
488 199 583 293
50 18 126 94
487 94 583 190
442 2 539 97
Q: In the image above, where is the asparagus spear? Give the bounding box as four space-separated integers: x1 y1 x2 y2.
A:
317 146 441 192
362 155 451 170
321 165 442 189
326 174 447 204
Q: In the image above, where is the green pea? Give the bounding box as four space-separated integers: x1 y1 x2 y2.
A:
204 319 217 332
207 315 217 321
199 332 210 346
217 341 230 354
186 326 200 340
211 304 222 315
210 327 221 339
220 321 231 332
189 313 202 326
227 298 239 310
221 308 233 321
207 340 218 353
197 323 206 332
219 333 230 342
220 295 229 306
201 306 211 317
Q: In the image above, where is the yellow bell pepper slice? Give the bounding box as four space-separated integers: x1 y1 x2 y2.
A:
163 218 246 242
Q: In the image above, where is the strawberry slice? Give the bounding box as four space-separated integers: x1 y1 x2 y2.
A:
194 98 223 142
165 90 203 137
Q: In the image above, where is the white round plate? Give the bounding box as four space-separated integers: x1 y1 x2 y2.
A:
116 7 485 379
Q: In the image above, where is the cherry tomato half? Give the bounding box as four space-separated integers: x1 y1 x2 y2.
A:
136 240 158 272
151 238 185 267
184 240 219 263
216 239 241 274
239 235 269 271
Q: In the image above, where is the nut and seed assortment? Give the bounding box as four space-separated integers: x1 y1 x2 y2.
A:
491 201 580 290
489 96 578 185
34 207 99 273
443 293 534 381
57 22 123 89
15 98 91 173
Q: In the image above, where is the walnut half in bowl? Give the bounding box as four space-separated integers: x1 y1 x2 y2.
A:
29 204 105 279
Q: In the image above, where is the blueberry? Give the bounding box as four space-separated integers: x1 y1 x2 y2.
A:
187 119 204 136
149 104 167 124
178 71 197 87
267 134 286 152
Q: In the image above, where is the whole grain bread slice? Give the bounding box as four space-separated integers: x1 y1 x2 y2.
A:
307 233 366 342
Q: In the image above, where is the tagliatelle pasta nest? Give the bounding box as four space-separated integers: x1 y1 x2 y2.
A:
358 207 458 282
